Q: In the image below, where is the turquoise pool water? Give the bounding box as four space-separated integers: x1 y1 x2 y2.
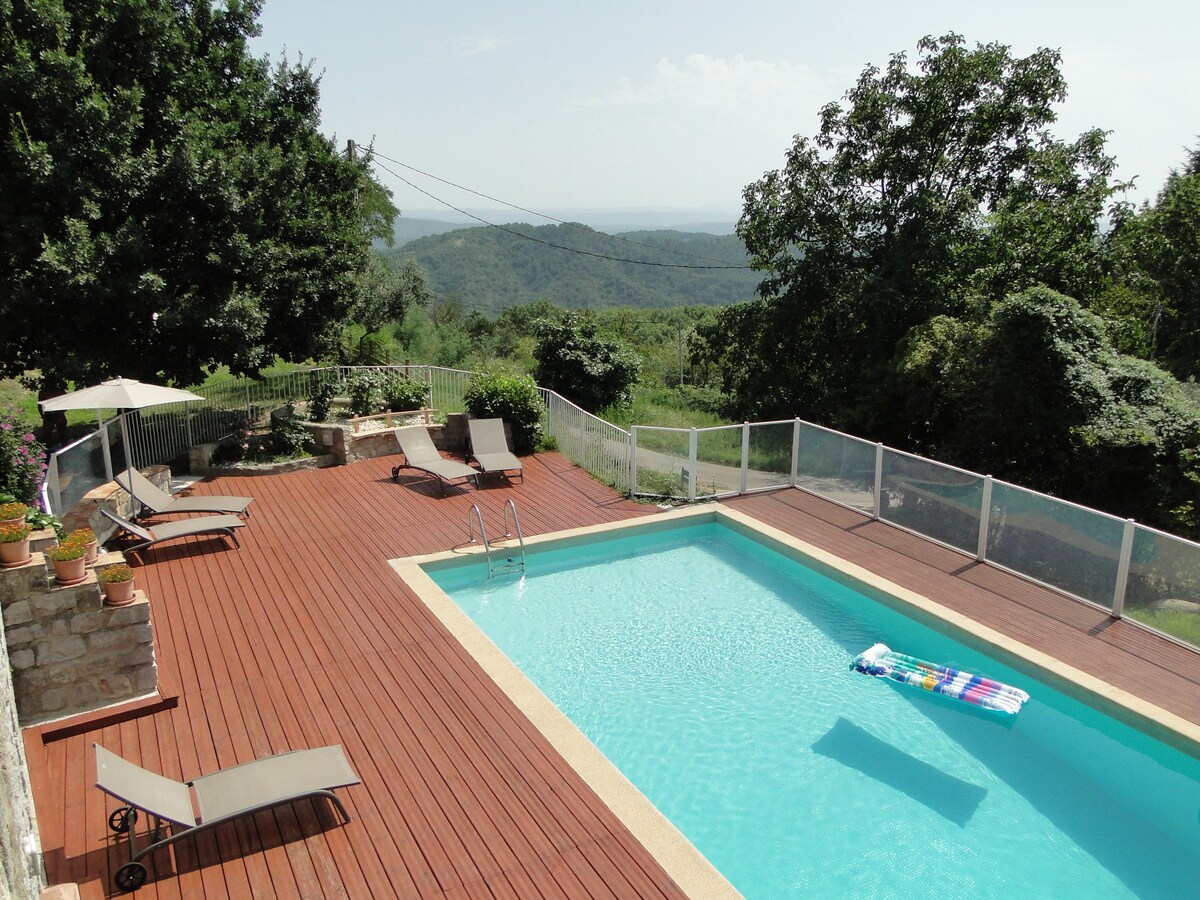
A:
429 522 1200 898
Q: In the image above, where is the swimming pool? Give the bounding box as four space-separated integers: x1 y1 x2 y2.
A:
399 507 1200 898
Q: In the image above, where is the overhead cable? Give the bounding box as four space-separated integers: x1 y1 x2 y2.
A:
369 154 752 270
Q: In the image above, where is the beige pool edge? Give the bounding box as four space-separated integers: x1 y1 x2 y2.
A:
390 502 1200 899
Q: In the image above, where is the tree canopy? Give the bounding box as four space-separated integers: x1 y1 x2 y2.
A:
699 33 1119 427
533 314 641 412
0 0 397 387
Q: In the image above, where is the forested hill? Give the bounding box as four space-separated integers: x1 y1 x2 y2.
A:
385 223 760 314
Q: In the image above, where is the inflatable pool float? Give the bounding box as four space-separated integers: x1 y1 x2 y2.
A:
851 643 1029 715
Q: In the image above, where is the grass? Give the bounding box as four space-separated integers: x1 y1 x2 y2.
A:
1126 608 1200 648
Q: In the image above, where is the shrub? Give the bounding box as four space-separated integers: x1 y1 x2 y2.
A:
463 372 543 454
0 411 47 504
345 369 386 417
265 404 315 458
382 375 428 412
308 379 339 423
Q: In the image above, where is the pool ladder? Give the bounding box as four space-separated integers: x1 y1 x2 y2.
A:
468 499 526 577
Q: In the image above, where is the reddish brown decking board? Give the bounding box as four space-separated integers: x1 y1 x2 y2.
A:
25 455 1200 898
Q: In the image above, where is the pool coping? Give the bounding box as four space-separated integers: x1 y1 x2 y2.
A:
390 502 1200 898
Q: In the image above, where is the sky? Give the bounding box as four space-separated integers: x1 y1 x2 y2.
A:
251 0 1200 220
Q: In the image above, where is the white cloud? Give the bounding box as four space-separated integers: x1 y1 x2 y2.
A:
459 35 510 56
589 54 833 115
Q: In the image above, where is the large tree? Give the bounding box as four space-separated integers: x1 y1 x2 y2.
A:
894 287 1200 535
1103 147 1200 381
0 0 396 387
698 34 1119 429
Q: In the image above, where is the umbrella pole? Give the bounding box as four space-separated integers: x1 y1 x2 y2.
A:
119 413 140 517
97 411 113 483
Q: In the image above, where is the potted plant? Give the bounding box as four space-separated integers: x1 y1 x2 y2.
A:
0 522 33 568
45 540 88 585
0 500 28 528
65 527 99 563
97 563 137 606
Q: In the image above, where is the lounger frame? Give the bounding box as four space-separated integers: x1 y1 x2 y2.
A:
101 507 243 560
95 743 359 891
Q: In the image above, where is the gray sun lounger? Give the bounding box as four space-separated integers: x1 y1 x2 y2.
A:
117 467 253 518
101 507 244 560
391 425 479 496
95 742 359 892
467 417 524 481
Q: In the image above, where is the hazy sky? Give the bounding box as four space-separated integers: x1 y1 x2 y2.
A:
252 1 1199 218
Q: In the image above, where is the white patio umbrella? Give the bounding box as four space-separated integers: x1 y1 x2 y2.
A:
41 377 204 509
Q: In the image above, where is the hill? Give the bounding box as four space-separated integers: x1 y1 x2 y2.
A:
385 222 760 315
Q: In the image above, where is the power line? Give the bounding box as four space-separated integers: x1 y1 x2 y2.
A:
369 153 752 270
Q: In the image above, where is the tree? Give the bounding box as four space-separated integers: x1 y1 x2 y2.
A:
533 314 641 412
1104 147 1200 380
348 256 430 337
0 0 397 387
893 287 1200 535
698 34 1118 428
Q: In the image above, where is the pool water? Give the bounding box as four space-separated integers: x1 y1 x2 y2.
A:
430 522 1200 898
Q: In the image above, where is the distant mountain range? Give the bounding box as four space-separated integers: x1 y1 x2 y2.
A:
383 221 760 315
386 206 740 246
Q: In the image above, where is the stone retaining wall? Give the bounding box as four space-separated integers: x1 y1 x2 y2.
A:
0 552 157 725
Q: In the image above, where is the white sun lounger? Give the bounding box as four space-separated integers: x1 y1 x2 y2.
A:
95 742 359 891
467 418 523 481
116 467 253 518
101 507 244 560
391 425 479 496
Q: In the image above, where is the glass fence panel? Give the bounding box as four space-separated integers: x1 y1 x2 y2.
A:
695 426 744 497
987 482 1124 608
880 451 983 554
632 427 691 499
1124 528 1200 649
795 424 875 512
747 422 795 491
48 430 110 516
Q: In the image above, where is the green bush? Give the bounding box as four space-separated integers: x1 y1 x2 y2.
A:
382 375 428 412
0 410 47 503
308 380 338 423
345 370 386 417
463 372 543 454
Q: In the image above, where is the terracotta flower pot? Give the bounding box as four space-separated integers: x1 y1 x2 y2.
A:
0 515 24 530
102 578 137 607
83 539 99 564
52 555 87 585
0 538 32 568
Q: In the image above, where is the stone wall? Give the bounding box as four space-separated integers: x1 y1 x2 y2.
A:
0 606 45 897
189 414 473 471
1 552 157 725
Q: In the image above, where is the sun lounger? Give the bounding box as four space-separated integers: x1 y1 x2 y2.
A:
101 507 244 560
117 467 253 518
95 742 359 892
391 425 478 495
467 417 524 481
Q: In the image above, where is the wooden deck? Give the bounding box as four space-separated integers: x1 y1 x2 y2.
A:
25 454 1200 898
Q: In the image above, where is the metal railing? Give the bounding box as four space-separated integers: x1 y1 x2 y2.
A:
540 388 632 493
40 365 1200 653
629 418 1200 652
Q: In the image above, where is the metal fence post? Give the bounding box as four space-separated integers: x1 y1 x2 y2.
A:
740 423 750 494
790 418 801 487
688 428 698 501
872 443 884 520
976 475 993 561
1112 519 1137 618
629 426 639 496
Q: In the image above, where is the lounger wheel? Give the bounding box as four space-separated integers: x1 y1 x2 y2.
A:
109 806 137 833
391 466 400 481
114 861 148 892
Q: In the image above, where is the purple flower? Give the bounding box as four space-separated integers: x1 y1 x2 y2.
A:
23 433 34 442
